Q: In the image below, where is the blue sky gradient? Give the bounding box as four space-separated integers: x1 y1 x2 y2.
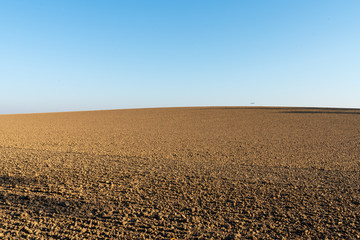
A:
1 1 359 113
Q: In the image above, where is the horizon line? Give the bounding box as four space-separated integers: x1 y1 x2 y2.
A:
1 105 360 116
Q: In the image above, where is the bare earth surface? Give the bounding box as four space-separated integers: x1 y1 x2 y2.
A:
0 107 359 239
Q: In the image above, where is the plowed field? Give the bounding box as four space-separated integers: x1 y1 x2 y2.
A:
0 107 359 239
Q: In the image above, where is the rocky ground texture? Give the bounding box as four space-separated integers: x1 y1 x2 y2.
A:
0 107 359 239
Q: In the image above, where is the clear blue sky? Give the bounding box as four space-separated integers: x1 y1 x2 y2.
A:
1 0 359 113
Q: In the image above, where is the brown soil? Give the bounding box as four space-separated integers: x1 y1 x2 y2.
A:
0 107 359 239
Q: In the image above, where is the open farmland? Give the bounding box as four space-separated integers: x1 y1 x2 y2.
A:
0 107 359 239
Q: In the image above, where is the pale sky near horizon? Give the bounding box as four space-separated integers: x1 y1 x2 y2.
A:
1 1 359 114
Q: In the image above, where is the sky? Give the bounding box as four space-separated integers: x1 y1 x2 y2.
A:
1 0 359 114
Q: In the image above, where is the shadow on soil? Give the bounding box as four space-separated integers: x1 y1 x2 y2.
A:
281 111 360 115
0 175 99 219
198 107 360 113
